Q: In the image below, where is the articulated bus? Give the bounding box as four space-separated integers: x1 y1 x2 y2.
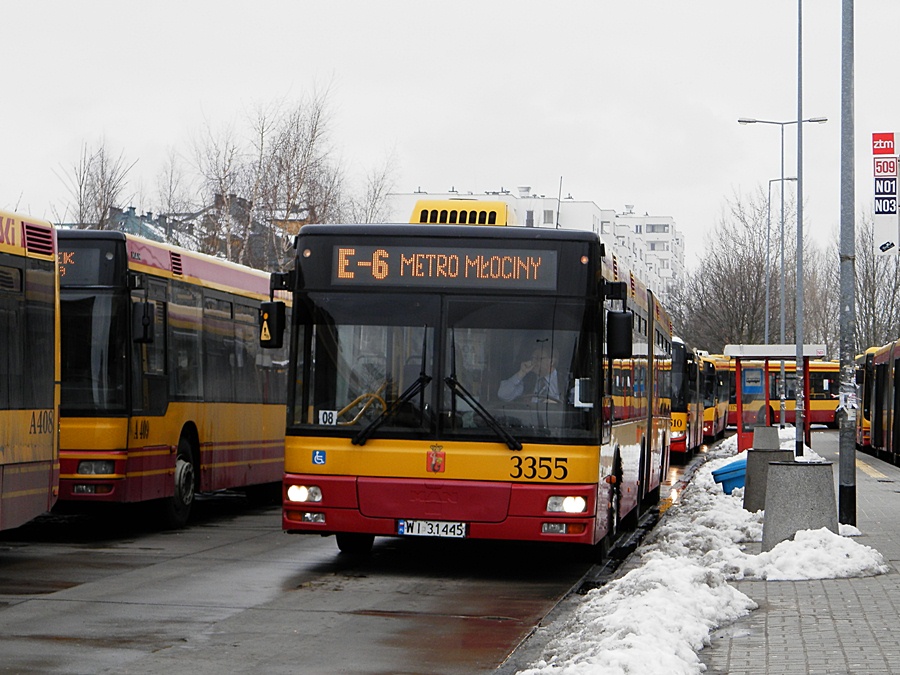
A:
858 341 900 460
856 346 880 450
0 211 58 531
261 217 672 557
700 353 728 441
669 337 702 457
768 360 840 427
56 230 289 527
722 357 839 429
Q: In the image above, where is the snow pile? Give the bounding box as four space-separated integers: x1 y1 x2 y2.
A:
518 434 889 675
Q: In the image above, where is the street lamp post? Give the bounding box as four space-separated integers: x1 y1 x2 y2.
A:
738 115 826 427
766 177 797 346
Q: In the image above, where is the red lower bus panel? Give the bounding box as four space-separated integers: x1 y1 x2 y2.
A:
283 474 605 545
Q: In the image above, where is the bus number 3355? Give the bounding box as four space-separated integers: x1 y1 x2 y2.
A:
509 456 568 480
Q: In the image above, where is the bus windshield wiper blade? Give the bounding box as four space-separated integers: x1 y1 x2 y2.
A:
352 373 432 446
444 375 522 451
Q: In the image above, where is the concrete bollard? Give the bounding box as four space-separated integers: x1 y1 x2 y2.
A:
743 448 794 512
743 426 792 512
761 461 838 552
751 425 780 451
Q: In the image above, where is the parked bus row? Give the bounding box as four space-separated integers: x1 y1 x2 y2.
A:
666 345 841 462
2 197 843 562
1 209 290 533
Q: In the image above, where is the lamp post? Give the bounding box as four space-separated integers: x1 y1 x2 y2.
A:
766 177 797 345
738 116 826 427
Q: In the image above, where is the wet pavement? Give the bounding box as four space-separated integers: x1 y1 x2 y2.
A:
0 494 592 674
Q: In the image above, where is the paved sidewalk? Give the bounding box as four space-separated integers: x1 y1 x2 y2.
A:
700 430 900 674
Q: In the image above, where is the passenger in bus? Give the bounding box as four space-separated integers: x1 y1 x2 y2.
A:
498 345 563 403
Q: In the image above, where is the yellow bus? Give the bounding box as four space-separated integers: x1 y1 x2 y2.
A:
261 211 672 557
699 352 728 441
856 346 880 450
722 356 839 429
0 210 59 531
56 230 289 527
670 337 702 457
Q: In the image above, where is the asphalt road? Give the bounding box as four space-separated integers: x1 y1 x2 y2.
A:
0 494 594 674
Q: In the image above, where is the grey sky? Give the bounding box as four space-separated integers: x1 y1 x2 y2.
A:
3 1 894 265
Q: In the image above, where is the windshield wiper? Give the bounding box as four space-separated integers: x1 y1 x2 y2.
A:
445 328 521 451
353 329 431 446
444 375 522 451
352 373 431 446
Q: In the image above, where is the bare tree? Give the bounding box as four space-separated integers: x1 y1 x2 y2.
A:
155 148 195 215
248 90 346 270
855 212 900 350
804 243 839 356
671 188 772 352
344 153 397 224
192 121 245 258
56 141 135 228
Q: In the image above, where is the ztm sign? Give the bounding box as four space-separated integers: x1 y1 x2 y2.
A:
873 132 896 155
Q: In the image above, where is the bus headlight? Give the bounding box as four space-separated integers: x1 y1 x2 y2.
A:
287 484 322 503
77 460 115 475
546 495 587 513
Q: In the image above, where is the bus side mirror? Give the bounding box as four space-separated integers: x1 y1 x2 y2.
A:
260 301 286 349
132 301 155 344
607 310 633 360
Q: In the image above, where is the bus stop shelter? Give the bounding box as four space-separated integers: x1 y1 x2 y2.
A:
723 344 826 453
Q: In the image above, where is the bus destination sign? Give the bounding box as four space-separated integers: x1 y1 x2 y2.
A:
332 245 558 290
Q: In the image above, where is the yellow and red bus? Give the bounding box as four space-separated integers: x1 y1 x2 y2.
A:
856 346 880 450
722 356 839 429
669 337 703 457
56 230 289 527
700 352 728 441
262 209 672 556
0 210 59 531
766 360 840 427
859 341 900 459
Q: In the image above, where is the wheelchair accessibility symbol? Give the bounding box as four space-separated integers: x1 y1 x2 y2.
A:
312 450 327 465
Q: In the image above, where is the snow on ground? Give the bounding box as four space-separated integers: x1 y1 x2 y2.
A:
518 432 890 675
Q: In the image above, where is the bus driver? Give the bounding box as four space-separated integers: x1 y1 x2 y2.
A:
497 345 562 402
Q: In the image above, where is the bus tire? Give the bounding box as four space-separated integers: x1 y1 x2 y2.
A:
830 410 844 430
336 533 375 556
162 437 196 529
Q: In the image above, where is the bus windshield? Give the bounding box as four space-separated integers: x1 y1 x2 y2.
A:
294 293 439 433
442 297 597 441
60 290 129 413
670 343 689 412
291 292 599 443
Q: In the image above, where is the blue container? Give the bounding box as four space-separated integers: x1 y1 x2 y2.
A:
711 456 747 495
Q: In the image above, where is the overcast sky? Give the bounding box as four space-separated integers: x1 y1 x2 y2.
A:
4 1 895 265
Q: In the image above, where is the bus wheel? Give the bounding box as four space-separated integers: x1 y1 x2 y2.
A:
831 410 845 430
336 533 374 556
162 438 195 529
